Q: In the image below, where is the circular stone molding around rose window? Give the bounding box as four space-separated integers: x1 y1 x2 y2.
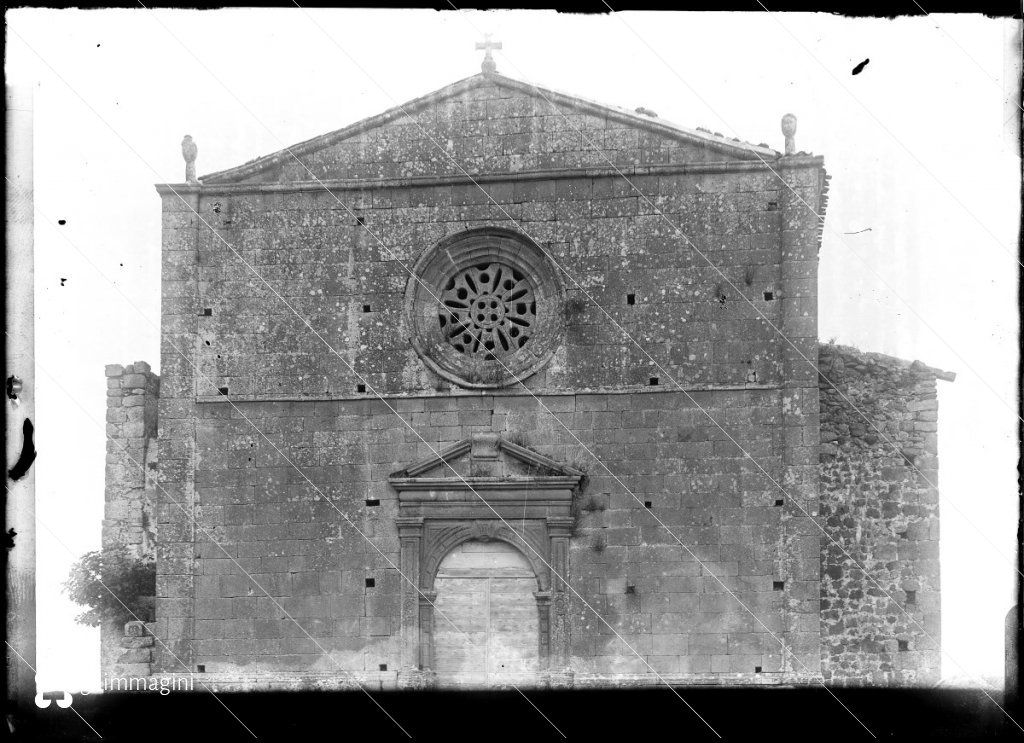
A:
405 227 566 389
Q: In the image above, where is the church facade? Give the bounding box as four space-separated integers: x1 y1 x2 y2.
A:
102 63 951 689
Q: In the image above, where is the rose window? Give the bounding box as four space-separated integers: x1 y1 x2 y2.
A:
438 262 536 357
405 227 565 389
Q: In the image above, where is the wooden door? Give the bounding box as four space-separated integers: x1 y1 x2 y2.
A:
432 540 539 687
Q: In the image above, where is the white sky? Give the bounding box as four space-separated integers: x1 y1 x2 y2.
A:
6 9 1020 694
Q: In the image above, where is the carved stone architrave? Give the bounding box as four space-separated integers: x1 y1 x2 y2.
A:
420 519 551 591
389 435 585 687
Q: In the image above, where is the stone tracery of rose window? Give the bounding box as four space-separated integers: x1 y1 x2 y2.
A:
405 227 564 389
438 262 537 358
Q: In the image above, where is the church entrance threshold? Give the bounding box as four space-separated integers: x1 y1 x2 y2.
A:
432 541 539 688
389 434 585 687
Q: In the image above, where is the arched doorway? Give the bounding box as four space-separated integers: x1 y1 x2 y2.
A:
432 540 540 687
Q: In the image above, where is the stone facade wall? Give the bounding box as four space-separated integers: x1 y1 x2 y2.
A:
153 190 203 673
149 76 831 683
818 343 947 685
179 168 792 400
103 361 160 557
174 79 818 401
102 361 159 675
173 389 819 681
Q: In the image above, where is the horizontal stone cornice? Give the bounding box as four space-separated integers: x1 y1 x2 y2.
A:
390 477 580 493
155 156 825 198
194 383 780 406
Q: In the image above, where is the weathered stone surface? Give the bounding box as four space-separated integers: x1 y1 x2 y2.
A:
124 620 148 637
818 343 946 686
120 635 156 649
105 71 947 689
112 663 152 678
101 370 160 678
117 647 154 664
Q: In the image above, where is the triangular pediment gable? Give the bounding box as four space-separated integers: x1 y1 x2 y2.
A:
198 72 779 186
389 434 585 485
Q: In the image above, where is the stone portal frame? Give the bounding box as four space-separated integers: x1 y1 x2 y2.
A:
421 520 551 593
389 436 584 686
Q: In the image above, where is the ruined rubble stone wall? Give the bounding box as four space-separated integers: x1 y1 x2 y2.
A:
818 344 942 685
103 361 160 556
102 361 159 675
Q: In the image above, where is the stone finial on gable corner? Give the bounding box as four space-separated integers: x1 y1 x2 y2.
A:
781 114 797 156
475 33 502 75
181 134 198 183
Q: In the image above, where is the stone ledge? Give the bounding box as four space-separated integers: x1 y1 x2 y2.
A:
157 157 825 197
117 648 154 664
111 662 152 678
570 672 824 687
133 670 826 691
819 343 955 384
194 383 781 405
120 636 155 649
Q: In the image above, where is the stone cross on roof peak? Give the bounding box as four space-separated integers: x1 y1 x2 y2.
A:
475 33 502 74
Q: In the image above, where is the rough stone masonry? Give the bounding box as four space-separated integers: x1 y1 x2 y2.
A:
101 361 159 677
102 66 953 689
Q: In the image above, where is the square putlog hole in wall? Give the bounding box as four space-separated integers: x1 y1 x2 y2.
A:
774 499 784 507
624 585 636 595
898 640 909 652
196 665 205 673
362 304 372 313
365 499 380 507
763 291 774 301
644 501 652 509
217 387 229 396
357 384 366 393
379 663 388 671
199 308 212 316
365 578 375 588
773 581 785 591
755 666 762 673
626 293 636 305
648 377 659 386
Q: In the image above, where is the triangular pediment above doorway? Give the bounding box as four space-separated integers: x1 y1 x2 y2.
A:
388 433 585 487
